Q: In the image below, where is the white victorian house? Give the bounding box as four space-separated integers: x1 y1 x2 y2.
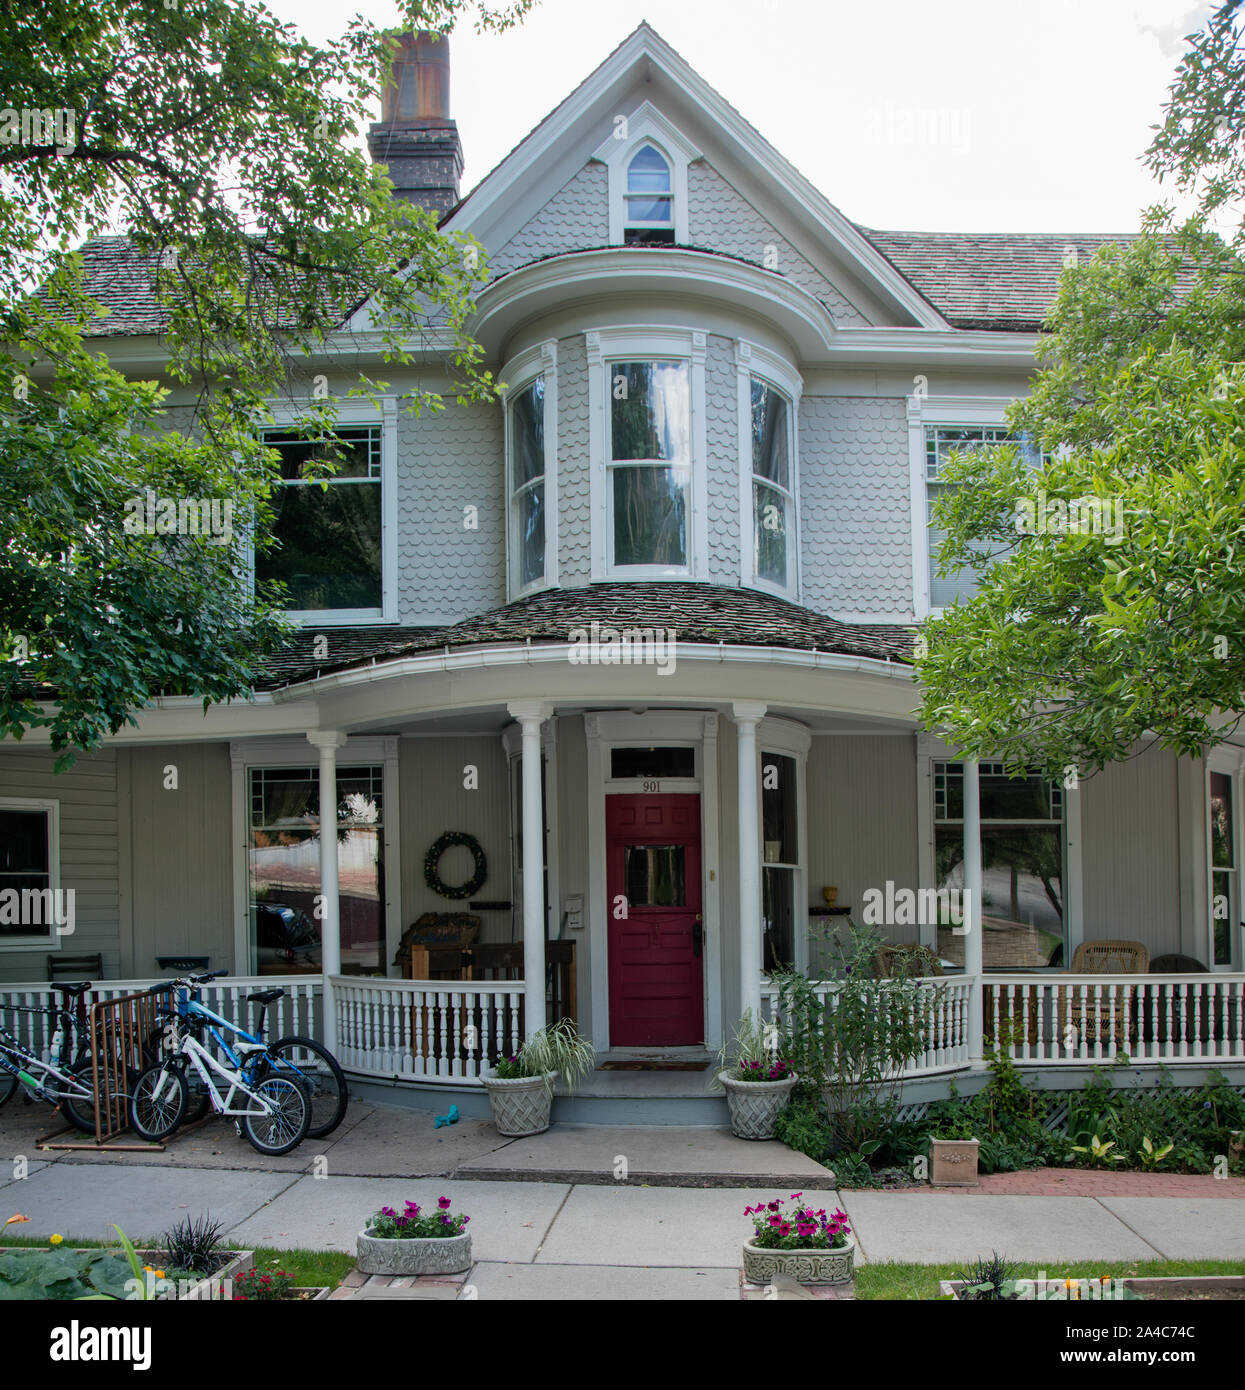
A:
2 24 1242 1114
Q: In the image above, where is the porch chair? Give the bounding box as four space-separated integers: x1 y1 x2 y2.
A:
49 953 102 981
1060 938 1150 1049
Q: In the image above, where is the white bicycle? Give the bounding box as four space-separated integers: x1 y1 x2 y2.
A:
129 987 310 1155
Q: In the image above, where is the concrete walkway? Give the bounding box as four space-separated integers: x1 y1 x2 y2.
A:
3 1100 1243 1300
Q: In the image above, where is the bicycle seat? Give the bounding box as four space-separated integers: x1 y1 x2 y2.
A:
52 982 91 997
246 989 284 1005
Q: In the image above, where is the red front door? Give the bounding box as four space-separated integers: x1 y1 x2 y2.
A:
606 794 704 1047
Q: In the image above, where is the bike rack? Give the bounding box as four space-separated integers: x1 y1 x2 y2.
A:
37 987 173 1152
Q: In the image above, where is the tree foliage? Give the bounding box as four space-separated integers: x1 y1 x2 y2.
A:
0 0 534 766
917 3 1245 779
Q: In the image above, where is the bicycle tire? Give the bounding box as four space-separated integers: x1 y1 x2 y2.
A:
241 1076 309 1156
0 1065 16 1110
130 1062 188 1141
265 1036 349 1139
57 1059 100 1134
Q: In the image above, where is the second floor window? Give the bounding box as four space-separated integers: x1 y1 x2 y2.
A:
258 427 383 615
510 377 546 590
609 360 691 571
925 425 1041 609
751 378 794 592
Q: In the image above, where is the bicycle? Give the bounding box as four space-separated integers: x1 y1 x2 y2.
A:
130 976 315 1155
143 971 348 1139
0 983 107 1133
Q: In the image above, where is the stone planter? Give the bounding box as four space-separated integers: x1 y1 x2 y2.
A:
719 1070 797 1140
929 1137 980 1187
742 1236 855 1287
480 1068 556 1136
291 1286 332 1301
356 1228 472 1276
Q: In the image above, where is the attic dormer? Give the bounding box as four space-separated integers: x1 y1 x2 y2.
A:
593 104 700 248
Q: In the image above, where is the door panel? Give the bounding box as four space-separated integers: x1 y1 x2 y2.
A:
607 793 703 1046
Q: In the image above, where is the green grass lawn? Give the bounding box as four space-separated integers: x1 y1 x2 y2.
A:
0 1234 355 1292
857 1258 1245 1300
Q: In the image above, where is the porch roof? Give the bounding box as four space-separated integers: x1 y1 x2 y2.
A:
258 583 915 690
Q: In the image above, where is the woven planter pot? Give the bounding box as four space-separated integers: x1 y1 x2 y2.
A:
719 1071 797 1140
742 1236 856 1287
356 1228 472 1276
480 1069 556 1136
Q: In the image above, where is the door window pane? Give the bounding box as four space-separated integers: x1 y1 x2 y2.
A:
610 746 695 779
624 845 686 907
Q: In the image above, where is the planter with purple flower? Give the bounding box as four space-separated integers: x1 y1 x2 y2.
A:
355 1197 471 1276
742 1195 855 1286
715 1011 798 1140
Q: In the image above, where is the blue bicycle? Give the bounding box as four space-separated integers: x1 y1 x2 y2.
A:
131 971 347 1146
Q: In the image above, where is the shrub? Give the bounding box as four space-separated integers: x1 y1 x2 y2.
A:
161 1213 227 1276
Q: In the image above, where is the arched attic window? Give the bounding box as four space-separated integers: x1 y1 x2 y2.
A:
624 145 675 246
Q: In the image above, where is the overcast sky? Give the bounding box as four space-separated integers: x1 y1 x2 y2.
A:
263 0 1216 234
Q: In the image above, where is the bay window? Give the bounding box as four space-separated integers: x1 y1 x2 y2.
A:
751 378 795 592
510 377 546 591
608 360 691 571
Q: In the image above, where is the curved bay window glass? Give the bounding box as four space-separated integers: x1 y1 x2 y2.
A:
510 378 546 590
762 753 798 970
934 761 1065 969
751 378 794 590
258 428 382 613
248 765 385 976
1209 771 1237 966
609 360 691 570
624 145 674 245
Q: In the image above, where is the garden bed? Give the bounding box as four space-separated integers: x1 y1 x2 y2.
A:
0 1245 252 1300
939 1275 1245 1301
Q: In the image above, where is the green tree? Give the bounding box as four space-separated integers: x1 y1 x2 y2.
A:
917 2 1245 780
0 0 534 767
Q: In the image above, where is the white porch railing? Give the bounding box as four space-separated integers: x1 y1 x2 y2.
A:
331 975 523 1083
761 975 974 1078
987 973 1245 1065
0 977 321 1057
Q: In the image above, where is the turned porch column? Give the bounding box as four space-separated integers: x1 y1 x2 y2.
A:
308 730 347 1053
734 701 768 1022
962 756 985 1064
508 701 552 1040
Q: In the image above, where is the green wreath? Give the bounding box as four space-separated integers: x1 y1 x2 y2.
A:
424 831 487 900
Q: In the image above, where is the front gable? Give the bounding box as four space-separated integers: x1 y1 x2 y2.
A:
431 24 946 333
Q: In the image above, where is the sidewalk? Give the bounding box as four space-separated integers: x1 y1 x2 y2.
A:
2 1101 1242 1300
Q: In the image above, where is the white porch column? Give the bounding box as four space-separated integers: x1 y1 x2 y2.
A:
308 730 347 1053
962 756 985 1064
508 702 552 1040
734 702 768 1022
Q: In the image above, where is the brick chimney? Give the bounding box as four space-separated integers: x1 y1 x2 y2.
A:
368 31 464 217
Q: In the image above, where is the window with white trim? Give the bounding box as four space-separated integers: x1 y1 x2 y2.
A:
509 377 546 591
934 761 1066 969
624 145 674 246
258 426 384 617
925 425 1042 608
761 753 799 970
0 799 61 950
608 360 692 571
1208 766 1240 967
750 378 795 592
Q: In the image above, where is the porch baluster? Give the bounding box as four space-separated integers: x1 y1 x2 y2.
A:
1163 986 1175 1061
1188 981 1199 1061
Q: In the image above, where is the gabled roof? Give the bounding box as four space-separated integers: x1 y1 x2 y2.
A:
259 582 914 690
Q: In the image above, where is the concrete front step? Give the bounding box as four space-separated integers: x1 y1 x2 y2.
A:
454 1122 835 1189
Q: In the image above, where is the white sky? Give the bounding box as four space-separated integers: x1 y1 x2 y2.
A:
262 0 1217 234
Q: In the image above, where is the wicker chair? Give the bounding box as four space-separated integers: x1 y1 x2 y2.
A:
876 944 944 978
1060 939 1150 1048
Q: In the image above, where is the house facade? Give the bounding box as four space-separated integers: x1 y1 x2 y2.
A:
2 25 1242 1086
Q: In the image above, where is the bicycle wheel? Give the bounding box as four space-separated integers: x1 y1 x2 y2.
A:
241 1076 309 1156
57 1059 100 1134
0 1065 16 1111
130 1062 188 1141
266 1036 349 1139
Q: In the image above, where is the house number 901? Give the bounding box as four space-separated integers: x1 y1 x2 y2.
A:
643 780 661 792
